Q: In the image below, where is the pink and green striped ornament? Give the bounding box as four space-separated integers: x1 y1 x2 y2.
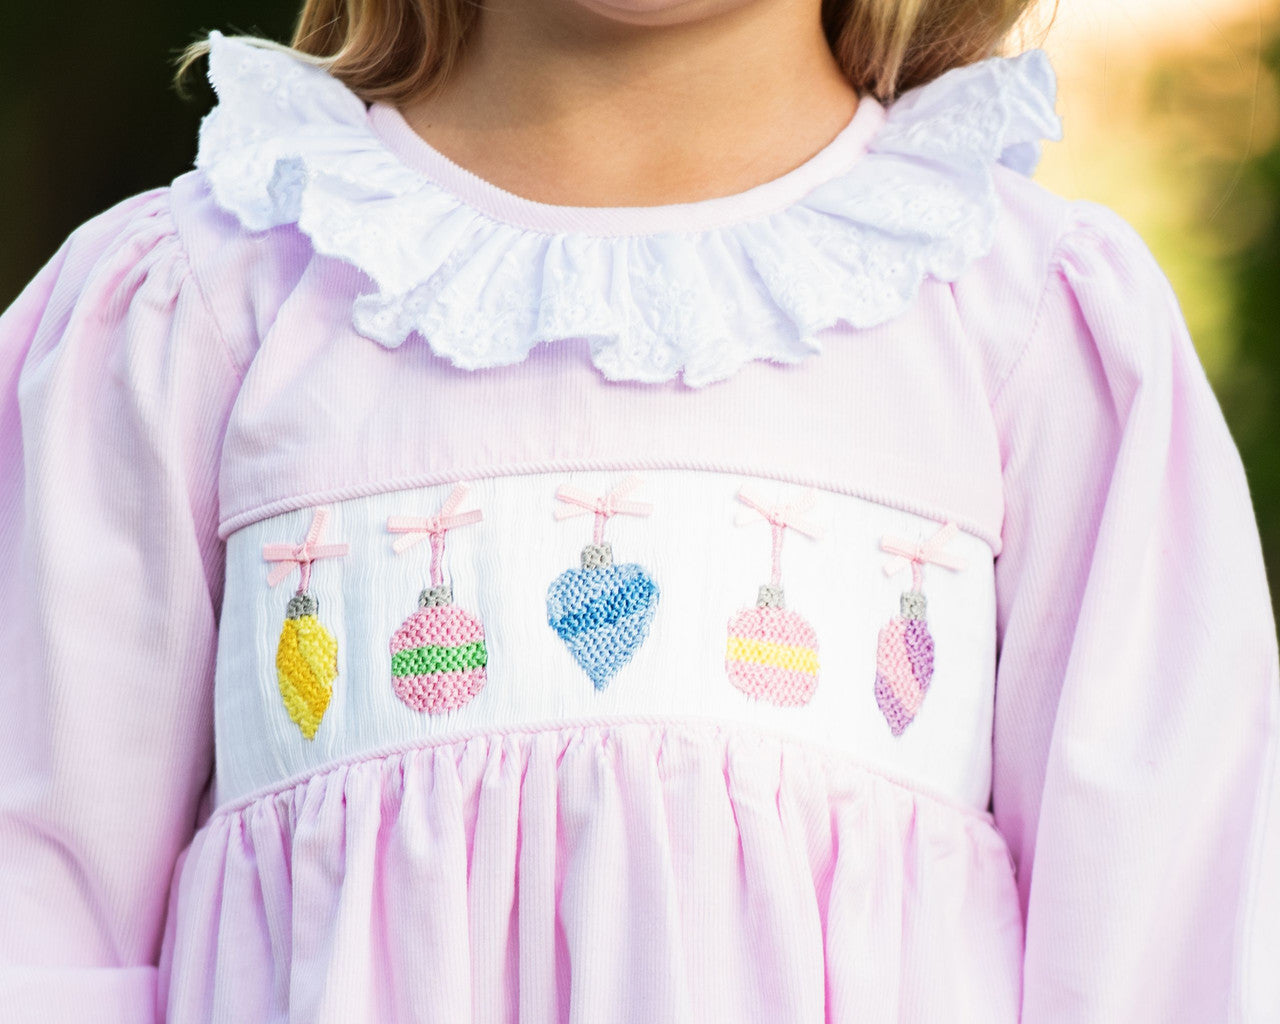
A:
387 484 488 714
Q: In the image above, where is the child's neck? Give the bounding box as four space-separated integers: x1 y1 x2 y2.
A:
396 0 860 207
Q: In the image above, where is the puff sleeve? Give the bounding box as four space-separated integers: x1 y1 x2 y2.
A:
0 188 244 1022
990 201 1280 1021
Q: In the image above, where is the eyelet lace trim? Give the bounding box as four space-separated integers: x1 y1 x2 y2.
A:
195 30 1062 387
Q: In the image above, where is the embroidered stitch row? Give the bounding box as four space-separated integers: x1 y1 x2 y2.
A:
263 507 348 740
726 487 823 707
875 522 966 735
260 481 966 741
387 484 489 714
547 476 660 691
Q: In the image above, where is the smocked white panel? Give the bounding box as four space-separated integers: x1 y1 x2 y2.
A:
213 469 995 809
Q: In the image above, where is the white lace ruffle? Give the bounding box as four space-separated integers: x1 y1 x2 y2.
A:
195 30 1062 387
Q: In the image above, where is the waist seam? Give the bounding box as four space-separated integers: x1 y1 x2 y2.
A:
209 711 996 827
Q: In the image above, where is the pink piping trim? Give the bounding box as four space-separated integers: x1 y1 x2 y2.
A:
363 97 888 238
261 506 349 593
208 712 998 827
217 460 1004 554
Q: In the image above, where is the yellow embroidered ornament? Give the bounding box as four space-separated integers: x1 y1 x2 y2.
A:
276 591 338 740
262 506 349 741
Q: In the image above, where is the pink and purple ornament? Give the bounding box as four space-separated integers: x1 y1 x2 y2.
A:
874 521 966 735
387 484 488 713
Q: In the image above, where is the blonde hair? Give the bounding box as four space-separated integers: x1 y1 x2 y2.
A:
174 0 1042 107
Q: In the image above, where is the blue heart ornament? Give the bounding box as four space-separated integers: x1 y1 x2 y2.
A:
547 555 659 690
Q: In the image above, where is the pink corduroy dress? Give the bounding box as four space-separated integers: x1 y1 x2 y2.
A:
1 29 1279 1024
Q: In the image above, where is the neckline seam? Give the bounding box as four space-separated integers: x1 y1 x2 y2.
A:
363 98 888 238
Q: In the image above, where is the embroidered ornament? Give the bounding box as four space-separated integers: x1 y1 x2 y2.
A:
262 507 349 740
387 484 488 713
547 476 659 690
725 487 823 706
874 521 966 735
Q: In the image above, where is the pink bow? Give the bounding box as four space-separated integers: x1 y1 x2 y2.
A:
388 483 483 589
387 484 483 554
555 475 653 545
881 521 968 582
734 486 823 589
263 507 349 592
734 486 825 539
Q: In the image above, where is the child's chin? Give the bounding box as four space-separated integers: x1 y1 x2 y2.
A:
570 0 739 28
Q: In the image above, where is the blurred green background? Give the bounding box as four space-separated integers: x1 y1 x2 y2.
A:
2 0 1277 590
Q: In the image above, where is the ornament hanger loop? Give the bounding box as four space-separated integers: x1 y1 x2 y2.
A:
387 483 484 554
733 486 824 539
555 474 654 546
262 506 349 593
881 521 967 590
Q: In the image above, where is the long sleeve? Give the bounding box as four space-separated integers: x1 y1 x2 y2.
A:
0 188 246 1022
991 200 1280 1021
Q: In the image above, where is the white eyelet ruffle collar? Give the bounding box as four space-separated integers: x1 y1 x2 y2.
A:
195 30 1062 387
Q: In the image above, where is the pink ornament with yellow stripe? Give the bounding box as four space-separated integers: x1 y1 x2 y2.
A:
725 487 822 707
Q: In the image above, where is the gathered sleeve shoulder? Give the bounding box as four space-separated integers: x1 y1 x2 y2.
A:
0 186 247 1021
990 199 1280 1021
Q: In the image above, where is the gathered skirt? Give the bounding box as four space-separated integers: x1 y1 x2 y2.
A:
157 718 1024 1022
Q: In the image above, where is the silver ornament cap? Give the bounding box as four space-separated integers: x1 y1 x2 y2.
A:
286 592 318 619
418 584 454 608
581 543 613 570
900 591 927 619
757 584 786 608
